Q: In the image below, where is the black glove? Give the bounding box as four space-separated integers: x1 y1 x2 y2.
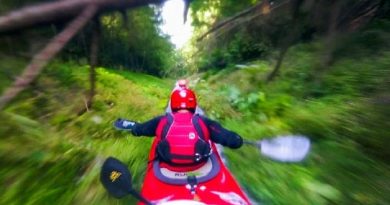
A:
113 118 136 131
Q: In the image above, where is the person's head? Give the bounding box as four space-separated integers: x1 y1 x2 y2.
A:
170 88 197 113
176 79 188 89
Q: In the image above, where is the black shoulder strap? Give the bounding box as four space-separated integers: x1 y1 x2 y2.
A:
161 113 174 140
192 114 205 140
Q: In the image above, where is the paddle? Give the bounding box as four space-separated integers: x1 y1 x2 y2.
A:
113 117 311 162
100 157 153 205
244 135 311 162
113 118 310 163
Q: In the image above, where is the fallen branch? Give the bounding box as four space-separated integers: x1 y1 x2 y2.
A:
0 5 98 110
0 0 164 33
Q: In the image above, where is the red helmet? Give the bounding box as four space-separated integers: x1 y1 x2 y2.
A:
170 88 197 111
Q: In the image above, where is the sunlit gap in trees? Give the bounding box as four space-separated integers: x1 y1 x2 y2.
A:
160 0 193 49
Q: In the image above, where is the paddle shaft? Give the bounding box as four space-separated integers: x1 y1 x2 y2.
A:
243 139 261 148
129 189 153 205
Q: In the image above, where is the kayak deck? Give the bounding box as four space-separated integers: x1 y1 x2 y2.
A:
139 141 251 205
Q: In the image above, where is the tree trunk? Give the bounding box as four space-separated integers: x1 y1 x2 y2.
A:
266 46 289 82
87 20 100 111
318 0 343 74
0 5 98 110
0 0 164 33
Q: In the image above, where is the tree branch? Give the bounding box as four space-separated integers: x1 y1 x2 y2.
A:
196 0 291 42
0 0 164 33
196 1 264 42
0 5 98 110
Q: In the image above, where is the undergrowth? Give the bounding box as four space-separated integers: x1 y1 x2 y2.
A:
0 62 170 205
192 38 390 204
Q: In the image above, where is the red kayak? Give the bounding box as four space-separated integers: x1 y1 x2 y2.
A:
139 137 251 205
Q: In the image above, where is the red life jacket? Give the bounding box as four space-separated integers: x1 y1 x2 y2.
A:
155 112 211 166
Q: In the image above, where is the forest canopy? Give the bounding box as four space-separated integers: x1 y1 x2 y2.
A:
0 0 176 76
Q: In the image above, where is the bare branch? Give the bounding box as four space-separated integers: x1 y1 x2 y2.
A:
196 1 264 42
0 0 164 33
0 5 98 110
197 0 291 42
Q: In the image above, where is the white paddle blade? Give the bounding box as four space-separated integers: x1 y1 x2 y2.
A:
159 200 206 205
260 135 310 162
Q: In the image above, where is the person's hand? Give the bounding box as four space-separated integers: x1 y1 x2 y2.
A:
113 118 136 131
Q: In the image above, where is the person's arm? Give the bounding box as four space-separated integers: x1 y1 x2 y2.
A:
201 116 243 149
131 115 164 137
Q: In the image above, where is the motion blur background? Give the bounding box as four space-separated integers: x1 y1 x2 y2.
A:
0 0 389 204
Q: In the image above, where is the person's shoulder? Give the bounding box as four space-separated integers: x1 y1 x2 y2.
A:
145 115 166 122
155 115 166 120
197 115 215 125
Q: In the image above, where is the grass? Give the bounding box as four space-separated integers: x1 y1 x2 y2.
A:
190 37 390 204
0 62 170 205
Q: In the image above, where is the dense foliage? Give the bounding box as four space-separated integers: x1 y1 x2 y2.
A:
0 1 176 76
189 0 390 74
192 39 390 204
190 0 264 70
64 7 175 76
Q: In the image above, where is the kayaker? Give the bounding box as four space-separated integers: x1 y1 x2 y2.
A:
114 85 243 167
165 79 205 115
